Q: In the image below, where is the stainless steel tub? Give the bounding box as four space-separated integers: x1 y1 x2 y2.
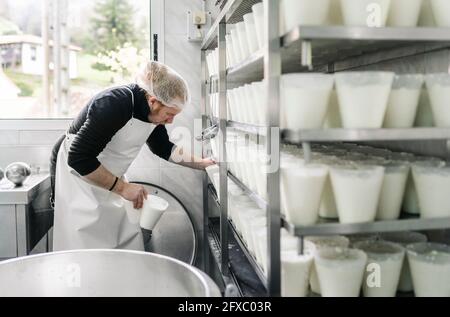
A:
0 250 221 297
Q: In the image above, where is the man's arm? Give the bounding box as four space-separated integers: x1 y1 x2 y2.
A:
84 165 148 209
68 94 148 209
169 146 215 170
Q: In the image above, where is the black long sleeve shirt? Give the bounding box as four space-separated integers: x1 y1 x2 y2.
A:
50 84 175 181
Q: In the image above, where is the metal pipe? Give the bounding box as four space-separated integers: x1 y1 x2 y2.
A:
201 50 210 274
301 40 313 70
264 0 281 297
303 142 312 163
218 22 229 276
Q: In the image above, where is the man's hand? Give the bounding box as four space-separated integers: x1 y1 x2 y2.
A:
115 182 148 209
198 158 216 170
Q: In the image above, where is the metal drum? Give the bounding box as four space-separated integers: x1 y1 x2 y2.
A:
134 183 197 265
0 250 220 297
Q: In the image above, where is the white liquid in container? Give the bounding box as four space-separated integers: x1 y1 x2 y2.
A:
412 165 450 219
280 74 334 129
315 247 368 297
384 75 423 128
243 13 259 55
384 89 421 128
280 0 331 34
335 72 394 128
354 241 405 297
258 230 299 275
425 74 450 128
430 0 450 27
330 165 385 224
251 3 264 50
323 90 342 129
414 88 435 127
407 243 450 297
306 236 350 294
340 0 392 27
281 164 328 226
281 251 314 297
387 0 423 27
319 177 339 219
326 0 343 25
380 231 427 292
418 0 436 26
137 195 169 231
377 163 410 220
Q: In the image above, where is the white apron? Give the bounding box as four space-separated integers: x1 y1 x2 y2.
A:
53 87 156 251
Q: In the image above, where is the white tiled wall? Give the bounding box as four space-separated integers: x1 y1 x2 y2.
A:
0 129 65 171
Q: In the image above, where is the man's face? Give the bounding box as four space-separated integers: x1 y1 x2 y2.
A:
147 96 182 125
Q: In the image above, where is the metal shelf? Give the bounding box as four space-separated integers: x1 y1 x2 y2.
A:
283 128 450 143
208 218 267 297
229 220 267 290
228 172 268 210
282 216 450 237
207 224 241 296
224 26 450 83
227 50 264 84
227 121 268 135
202 0 262 50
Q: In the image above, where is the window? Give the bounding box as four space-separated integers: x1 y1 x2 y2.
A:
30 45 37 61
0 0 150 119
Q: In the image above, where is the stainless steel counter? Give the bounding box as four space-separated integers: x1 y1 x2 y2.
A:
0 173 52 259
0 174 51 205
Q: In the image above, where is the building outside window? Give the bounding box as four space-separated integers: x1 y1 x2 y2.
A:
0 0 150 119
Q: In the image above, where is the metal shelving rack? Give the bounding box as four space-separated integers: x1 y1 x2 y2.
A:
201 0 450 297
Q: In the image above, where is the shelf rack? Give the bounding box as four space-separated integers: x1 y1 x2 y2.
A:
201 0 450 297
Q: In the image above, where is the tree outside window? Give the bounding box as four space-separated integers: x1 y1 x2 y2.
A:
0 0 150 119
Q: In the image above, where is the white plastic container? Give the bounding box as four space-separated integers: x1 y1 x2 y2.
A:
137 195 169 231
280 0 331 34
387 0 423 27
430 0 450 27
330 165 385 224
376 162 410 221
340 0 392 27
402 158 444 215
412 165 450 219
326 0 344 25
407 242 450 297
414 88 435 127
380 231 428 292
225 34 237 68
250 81 267 126
280 74 334 129
236 22 251 61
418 0 436 26
425 74 450 127
281 164 328 226
323 89 342 129
335 72 395 128
306 236 350 294
354 241 405 297
383 74 424 128
248 217 267 257
348 234 379 247
241 214 266 253
252 2 264 50
230 29 244 63
243 13 259 55
281 251 314 297
315 247 368 297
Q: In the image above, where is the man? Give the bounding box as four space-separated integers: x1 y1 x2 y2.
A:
50 61 214 251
